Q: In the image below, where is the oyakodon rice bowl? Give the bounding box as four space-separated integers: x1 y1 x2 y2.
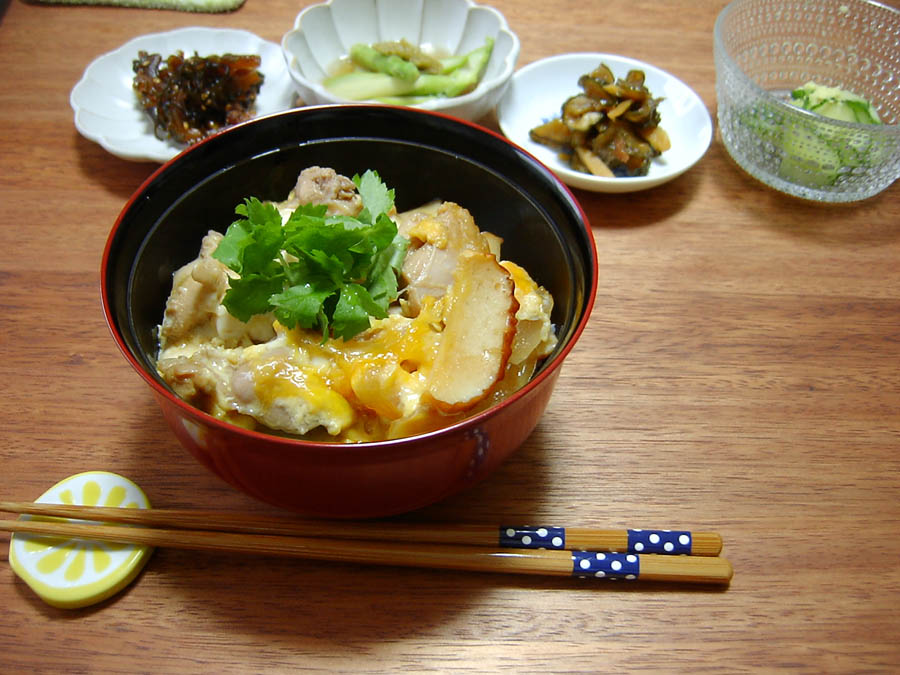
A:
157 166 558 443
102 105 597 517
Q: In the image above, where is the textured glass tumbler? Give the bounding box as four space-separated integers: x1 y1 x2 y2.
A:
714 0 900 202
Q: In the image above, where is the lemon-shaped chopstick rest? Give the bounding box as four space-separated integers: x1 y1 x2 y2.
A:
9 471 153 609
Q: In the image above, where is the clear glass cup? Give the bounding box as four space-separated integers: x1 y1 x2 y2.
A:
714 0 900 202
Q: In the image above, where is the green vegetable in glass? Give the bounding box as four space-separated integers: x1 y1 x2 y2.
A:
741 81 885 188
779 82 883 186
790 82 881 125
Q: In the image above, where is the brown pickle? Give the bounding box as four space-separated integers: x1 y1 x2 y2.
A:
530 63 670 177
133 50 264 145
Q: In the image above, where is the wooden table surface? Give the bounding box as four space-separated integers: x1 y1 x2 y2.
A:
2 0 899 671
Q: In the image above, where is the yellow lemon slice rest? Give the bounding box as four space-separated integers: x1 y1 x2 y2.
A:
9 471 153 609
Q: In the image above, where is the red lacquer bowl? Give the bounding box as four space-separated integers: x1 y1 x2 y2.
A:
102 104 597 518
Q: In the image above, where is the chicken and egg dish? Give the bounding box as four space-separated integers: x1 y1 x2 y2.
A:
157 167 557 442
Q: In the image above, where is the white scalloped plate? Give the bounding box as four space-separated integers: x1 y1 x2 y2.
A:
70 27 297 163
497 53 712 193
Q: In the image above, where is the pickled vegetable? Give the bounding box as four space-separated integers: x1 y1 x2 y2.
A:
133 50 264 145
323 38 493 104
530 63 670 177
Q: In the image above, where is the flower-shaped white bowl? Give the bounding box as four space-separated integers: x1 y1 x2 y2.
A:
280 0 519 121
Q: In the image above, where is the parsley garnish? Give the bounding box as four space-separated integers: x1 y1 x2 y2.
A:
212 170 409 341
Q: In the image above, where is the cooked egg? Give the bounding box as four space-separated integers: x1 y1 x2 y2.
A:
156 168 556 442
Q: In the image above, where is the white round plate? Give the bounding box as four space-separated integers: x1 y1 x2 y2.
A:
70 27 297 163
497 53 712 193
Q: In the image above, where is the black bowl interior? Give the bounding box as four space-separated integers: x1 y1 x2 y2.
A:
105 105 595 387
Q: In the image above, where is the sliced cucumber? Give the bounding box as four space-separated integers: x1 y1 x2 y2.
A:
790 82 882 124
739 101 784 147
777 82 883 186
779 122 843 187
323 38 493 102
323 71 417 100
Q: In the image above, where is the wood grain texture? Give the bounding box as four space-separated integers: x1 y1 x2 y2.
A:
2 0 900 671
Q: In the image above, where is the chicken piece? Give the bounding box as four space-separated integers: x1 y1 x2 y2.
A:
159 230 276 351
158 336 356 437
157 348 232 406
426 251 518 413
159 231 227 347
276 166 363 218
398 202 498 315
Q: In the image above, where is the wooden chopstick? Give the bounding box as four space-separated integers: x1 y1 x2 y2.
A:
0 518 733 585
0 501 723 556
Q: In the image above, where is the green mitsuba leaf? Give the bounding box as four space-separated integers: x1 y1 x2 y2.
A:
220 273 285 323
212 170 408 341
270 283 335 332
353 170 395 224
331 283 387 341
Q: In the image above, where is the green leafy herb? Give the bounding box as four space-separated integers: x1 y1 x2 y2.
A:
212 170 408 341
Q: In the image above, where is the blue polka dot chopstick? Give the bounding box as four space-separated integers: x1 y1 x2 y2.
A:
498 525 720 556
0 502 730 584
1 516 733 585
0 502 723 556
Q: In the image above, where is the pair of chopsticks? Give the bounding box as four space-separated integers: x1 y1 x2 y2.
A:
0 501 732 585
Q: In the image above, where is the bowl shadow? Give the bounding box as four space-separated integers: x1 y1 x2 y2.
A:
716 139 900 246
74 132 161 201
573 164 705 230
